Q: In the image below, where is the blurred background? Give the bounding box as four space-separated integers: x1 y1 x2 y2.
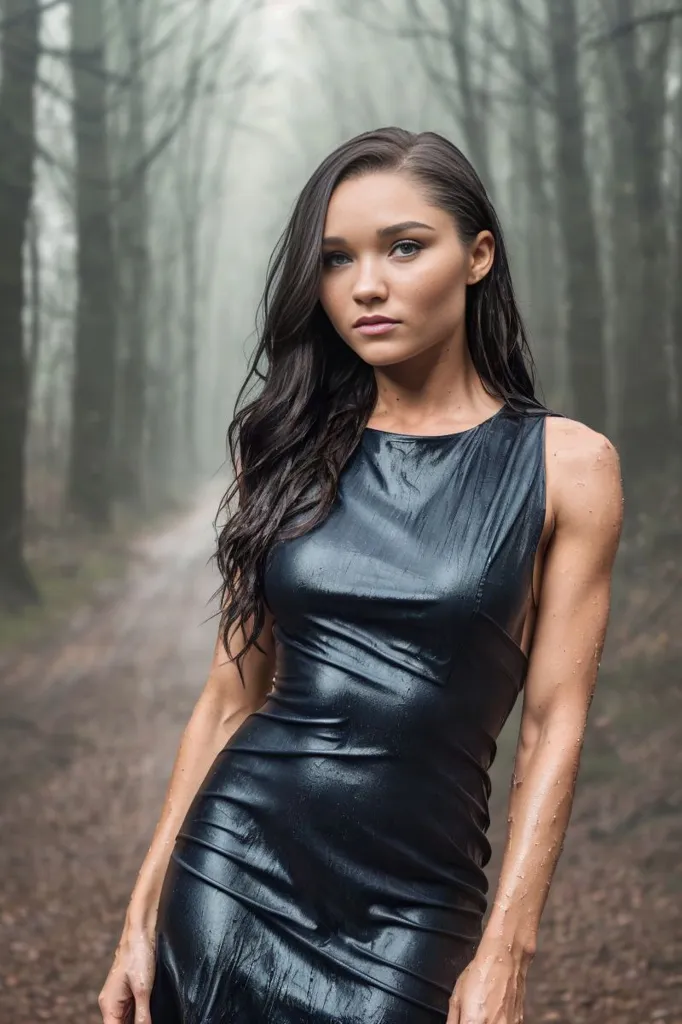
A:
0 0 680 1021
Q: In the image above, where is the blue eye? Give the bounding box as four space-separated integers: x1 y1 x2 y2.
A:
322 240 423 268
392 240 422 257
322 252 350 268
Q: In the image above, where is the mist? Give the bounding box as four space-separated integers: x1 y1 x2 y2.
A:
0 2 680 1021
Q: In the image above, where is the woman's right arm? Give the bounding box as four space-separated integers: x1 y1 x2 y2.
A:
99 605 276 1024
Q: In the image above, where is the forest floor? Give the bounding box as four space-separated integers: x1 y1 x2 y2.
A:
0 484 680 1024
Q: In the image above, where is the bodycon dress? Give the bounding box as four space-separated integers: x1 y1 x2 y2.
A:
149 404 553 1024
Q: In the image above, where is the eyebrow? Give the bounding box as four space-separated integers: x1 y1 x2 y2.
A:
321 220 436 246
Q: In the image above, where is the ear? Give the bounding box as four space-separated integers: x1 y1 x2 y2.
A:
467 230 495 285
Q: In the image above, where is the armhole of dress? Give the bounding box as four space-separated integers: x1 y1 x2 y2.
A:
530 412 553 610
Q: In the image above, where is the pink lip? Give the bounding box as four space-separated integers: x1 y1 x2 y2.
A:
354 320 400 336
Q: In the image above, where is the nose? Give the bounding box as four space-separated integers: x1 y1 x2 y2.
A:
351 256 389 305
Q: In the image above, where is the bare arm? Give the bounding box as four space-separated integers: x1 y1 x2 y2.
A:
448 418 624 1022
100 467 275 1024
125 607 276 933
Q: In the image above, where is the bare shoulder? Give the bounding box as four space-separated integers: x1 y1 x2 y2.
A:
544 415 623 543
545 414 620 474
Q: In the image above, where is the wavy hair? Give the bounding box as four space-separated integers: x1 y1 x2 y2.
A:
213 127 545 684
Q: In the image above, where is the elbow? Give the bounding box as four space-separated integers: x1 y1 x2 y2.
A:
518 705 587 765
201 669 272 730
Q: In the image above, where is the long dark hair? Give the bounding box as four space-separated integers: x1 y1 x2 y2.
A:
213 126 545 684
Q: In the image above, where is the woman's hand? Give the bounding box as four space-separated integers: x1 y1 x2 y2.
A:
446 942 533 1024
98 926 157 1024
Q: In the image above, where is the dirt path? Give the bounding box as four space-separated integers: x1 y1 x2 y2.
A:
0 492 221 1022
0 493 680 1023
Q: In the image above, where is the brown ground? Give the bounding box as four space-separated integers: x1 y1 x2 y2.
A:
0 489 680 1023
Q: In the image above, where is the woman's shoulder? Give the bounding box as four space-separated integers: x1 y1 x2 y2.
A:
544 413 618 465
543 414 623 533
506 404 615 455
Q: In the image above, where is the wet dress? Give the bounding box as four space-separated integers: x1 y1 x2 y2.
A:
150 405 551 1024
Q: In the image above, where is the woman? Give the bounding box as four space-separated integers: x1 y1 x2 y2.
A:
99 127 623 1024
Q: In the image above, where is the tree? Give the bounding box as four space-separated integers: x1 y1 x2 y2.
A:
608 0 675 465
545 0 607 431
0 0 41 608
113 0 150 507
507 0 564 403
67 0 118 527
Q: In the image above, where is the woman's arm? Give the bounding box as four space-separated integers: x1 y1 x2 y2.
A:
125 607 276 933
448 418 624 1023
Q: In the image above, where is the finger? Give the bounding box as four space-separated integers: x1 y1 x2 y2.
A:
98 994 132 1024
133 987 152 1024
446 997 460 1024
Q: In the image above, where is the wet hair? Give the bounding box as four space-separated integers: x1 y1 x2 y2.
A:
213 126 545 684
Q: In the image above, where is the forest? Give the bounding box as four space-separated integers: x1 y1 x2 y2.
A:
0 2 680 1022
1 0 681 613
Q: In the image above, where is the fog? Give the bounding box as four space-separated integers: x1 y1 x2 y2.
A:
0 2 680 1021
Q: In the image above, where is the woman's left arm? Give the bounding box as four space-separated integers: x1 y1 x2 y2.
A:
448 419 624 1024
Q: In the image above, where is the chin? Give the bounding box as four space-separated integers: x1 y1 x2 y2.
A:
353 342 426 367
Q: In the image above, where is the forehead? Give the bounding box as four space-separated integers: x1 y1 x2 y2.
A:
323 171 447 233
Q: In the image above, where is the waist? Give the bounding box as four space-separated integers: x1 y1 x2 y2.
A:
195 705 493 881
181 743 491 914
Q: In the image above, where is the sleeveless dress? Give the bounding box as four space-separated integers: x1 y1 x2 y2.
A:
150 405 550 1024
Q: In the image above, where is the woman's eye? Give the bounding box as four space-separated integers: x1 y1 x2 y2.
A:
322 241 422 267
322 252 349 268
392 240 422 257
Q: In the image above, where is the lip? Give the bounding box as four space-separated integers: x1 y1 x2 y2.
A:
353 316 401 336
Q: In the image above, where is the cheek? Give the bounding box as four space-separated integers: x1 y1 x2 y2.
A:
404 261 467 320
319 278 344 327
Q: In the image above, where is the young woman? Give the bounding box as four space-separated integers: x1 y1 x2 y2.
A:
99 127 623 1024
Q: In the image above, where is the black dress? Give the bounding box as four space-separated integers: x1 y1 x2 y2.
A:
150 405 550 1023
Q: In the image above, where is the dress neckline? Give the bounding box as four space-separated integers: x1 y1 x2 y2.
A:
362 404 507 441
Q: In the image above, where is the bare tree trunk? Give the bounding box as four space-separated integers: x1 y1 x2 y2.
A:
611 1 673 468
26 199 42 401
0 0 41 608
597 29 638 441
146 259 180 509
671 29 682 434
171 7 218 484
177 167 198 480
67 0 118 527
545 0 607 430
509 0 563 402
115 0 150 508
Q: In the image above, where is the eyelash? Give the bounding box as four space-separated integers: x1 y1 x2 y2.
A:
322 239 423 268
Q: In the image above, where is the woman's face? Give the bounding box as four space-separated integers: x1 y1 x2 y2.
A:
318 171 494 367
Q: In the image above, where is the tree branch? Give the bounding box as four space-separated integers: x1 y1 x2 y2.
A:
0 0 65 32
587 7 682 47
